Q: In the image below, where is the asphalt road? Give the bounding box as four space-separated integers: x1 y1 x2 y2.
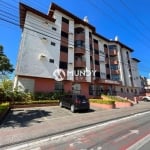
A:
26 111 150 150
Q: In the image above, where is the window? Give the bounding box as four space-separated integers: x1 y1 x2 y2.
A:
94 39 98 44
61 31 68 38
89 84 93 95
75 40 85 48
121 88 123 93
111 74 120 81
95 60 99 65
104 44 107 48
110 64 118 70
62 17 69 24
55 81 64 92
59 61 67 69
107 74 110 79
95 72 100 77
89 32 92 38
60 45 68 53
109 45 117 50
52 27 56 31
49 59 54 63
94 49 99 55
51 42 56 46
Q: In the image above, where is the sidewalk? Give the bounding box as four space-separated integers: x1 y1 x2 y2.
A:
0 102 150 148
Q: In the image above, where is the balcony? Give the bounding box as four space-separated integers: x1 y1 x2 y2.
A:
106 68 110 74
74 76 87 82
95 79 121 85
60 52 68 61
94 54 99 60
75 33 85 41
75 47 85 55
110 60 118 64
95 64 100 71
109 50 117 56
111 70 120 74
61 37 68 47
74 60 86 68
61 22 69 33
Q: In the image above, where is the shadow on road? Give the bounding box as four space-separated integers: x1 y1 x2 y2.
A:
1 109 51 128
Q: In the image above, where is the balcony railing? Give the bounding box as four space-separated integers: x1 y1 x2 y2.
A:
75 33 85 41
74 60 86 68
109 50 117 56
74 76 87 82
111 70 120 74
74 47 85 55
110 60 118 64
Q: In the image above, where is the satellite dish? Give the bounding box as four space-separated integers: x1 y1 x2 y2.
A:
83 16 88 23
115 36 119 41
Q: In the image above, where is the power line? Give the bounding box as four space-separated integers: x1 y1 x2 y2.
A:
87 0 150 49
119 0 150 33
101 0 150 42
0 1 149 73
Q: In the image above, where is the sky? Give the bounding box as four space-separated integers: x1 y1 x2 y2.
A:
0 0 150 78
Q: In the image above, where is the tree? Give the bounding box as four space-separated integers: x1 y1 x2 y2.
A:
0 45 14 79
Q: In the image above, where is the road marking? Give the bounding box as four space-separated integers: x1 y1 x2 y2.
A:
114 130 139 142
127 133 150 150
6 111 150 150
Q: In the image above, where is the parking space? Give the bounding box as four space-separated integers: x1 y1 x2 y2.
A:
0 105 102 128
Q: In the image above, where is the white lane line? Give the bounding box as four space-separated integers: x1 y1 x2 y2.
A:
6 111 150 150
127 133 150 150
114 130 139 143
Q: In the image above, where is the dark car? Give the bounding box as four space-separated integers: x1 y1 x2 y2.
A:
59 94 90 112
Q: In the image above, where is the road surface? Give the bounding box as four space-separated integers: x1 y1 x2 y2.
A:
5 111 150 150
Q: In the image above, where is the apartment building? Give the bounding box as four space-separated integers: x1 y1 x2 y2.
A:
14 2 142 98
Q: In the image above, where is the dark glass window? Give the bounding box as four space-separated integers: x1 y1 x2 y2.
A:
61 31 68 38
89 32 92 38
109 45 117 50
60 45 68 53
49 59 54 63
51 42 56 46
107 74 110 79
75 40 85 48
94 49 99 55
94 39 98 44
95 60 99 65
62 17 69 24
95 72 100 77
59 61 67 69
52 27 56 31
104 44 107 48
106 64 109 68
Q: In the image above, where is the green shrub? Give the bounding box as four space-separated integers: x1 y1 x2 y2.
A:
0 102 10 113
90 99 115 105
14 100 59 105
33 91 66 100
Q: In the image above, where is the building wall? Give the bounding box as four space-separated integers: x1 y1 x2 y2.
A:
131 59 141 88
15 3 142 99
16 11 61 79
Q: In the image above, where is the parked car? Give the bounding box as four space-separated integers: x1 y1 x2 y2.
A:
59 94 90 112
142 96 150 102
